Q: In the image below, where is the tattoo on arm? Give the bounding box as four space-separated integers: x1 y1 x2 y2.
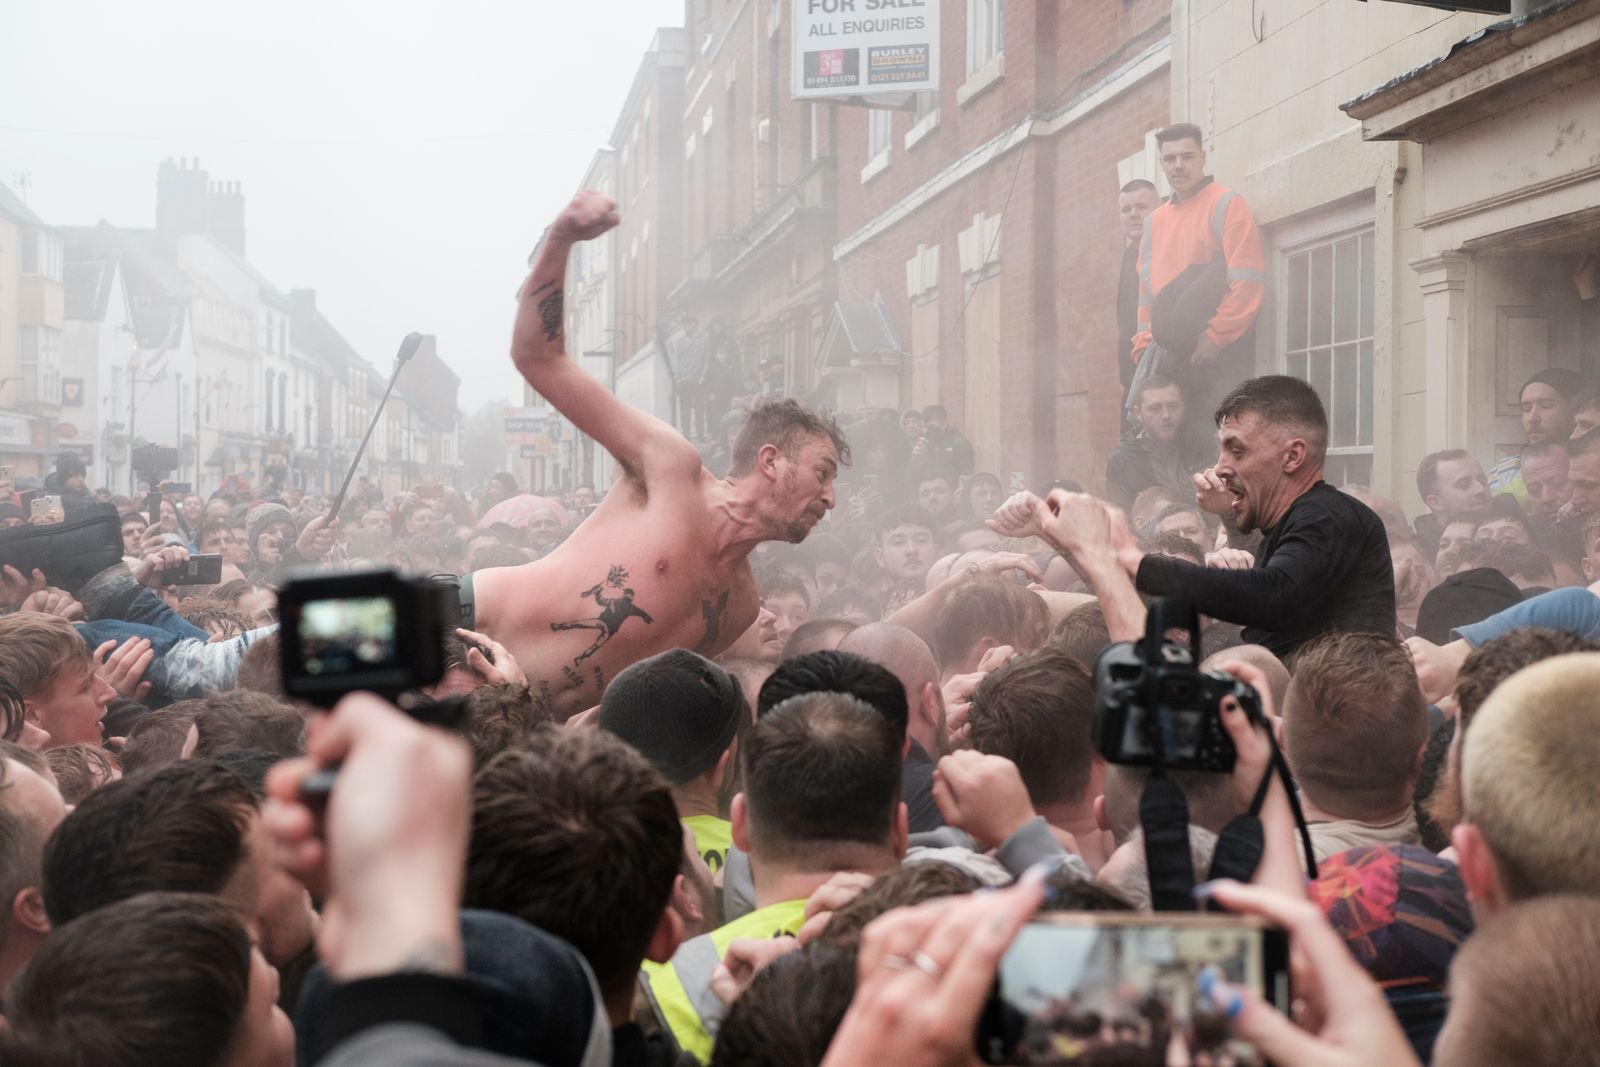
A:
524 279 555 301
537 288 564 343
694 591 731 654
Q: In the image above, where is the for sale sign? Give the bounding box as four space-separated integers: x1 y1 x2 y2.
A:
793 0 939 100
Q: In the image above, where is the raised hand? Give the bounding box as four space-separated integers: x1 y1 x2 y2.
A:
1193 467 1234 518
549 190 621 245
986 491 1044 540
932 750 1037 851
132 546 191 589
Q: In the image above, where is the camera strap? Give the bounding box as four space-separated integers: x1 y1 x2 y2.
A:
1141 766 1199 912
1205 728 1320 890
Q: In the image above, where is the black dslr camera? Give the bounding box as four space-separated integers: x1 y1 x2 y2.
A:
277 568 448 709
1092 597 1259 773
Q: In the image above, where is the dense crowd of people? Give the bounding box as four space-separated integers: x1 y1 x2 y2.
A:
1 188 1599 1067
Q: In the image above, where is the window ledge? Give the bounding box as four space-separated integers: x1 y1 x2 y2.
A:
957 52 1005 107
904 108 941 150
860 148 892 184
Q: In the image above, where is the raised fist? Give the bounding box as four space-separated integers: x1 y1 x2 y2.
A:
549 190 620 244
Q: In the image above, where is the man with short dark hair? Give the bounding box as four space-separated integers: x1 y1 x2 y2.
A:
873 506 937 591
916 472 956 524
1116 178 1162 400
466 728 688 1060
1105 374 1205 509
997 376 1395 659
932 577 1051 680
1566 426 1600 518
1129 124 1265 423
1414 449 1492 558
645 693 904 1061
1282 634 1428 863
0 892 294 1067
485 190 852 718
41 759 319 1009
967 648 1111 871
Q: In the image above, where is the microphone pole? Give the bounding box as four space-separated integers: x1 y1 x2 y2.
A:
327 332 425 524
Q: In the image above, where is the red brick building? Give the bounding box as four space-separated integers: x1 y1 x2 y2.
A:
832 0 1171 489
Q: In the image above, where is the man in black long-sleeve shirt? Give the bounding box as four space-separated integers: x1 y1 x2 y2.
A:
1136 376 1394 657
999 376 1394 658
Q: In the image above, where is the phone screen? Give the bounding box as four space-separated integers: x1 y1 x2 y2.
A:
978 916 1288 1066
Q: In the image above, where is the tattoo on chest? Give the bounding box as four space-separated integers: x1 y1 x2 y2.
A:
694 591 731 654
537 288 564 342
550 565 654 674
536 679 553 707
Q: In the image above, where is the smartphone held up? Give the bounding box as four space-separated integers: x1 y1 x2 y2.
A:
976 914 1289 1066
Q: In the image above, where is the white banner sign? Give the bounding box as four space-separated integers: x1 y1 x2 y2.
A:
792 0 939 100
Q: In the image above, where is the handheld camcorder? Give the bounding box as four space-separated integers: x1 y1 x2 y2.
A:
1092 598 1260 774
277 568 447 709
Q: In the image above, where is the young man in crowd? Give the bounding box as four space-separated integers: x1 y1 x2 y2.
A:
599 649 745 881
1105 375 1205 509
1129 124 1266 425
996 376 1396 659
0 893 295 1067
1115 179 1162 403
1488 367 1587 505
642 692 905 1061
1414 449 1492 558
965 648 1113 872
915 472 957 525
465 727 688 1064
41 759 320 1010
475 192 850 719
1281 633 1429 863
0 613 116 748
1454 652 1600 914
872 506 938 602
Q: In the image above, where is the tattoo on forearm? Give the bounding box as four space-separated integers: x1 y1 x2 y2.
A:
537 288 564 342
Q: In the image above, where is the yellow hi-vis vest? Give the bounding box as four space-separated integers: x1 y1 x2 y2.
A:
682 815 732 880
639 897 807 1063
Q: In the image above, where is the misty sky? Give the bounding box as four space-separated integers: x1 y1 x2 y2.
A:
0 0 683 411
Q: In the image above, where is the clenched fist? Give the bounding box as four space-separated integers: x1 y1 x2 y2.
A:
549 190 620 245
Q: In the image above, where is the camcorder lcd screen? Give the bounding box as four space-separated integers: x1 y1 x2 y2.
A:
982 916 1286 1066
298 596 402 677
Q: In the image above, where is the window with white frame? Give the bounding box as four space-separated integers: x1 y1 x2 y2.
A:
967 0 1002 76
1280 226 1376 486
867 108 893 160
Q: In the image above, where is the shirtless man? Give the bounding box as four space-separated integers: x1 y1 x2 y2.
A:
469 191 849 718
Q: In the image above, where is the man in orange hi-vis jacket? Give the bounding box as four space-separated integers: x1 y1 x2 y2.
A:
1130 123 1265 438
